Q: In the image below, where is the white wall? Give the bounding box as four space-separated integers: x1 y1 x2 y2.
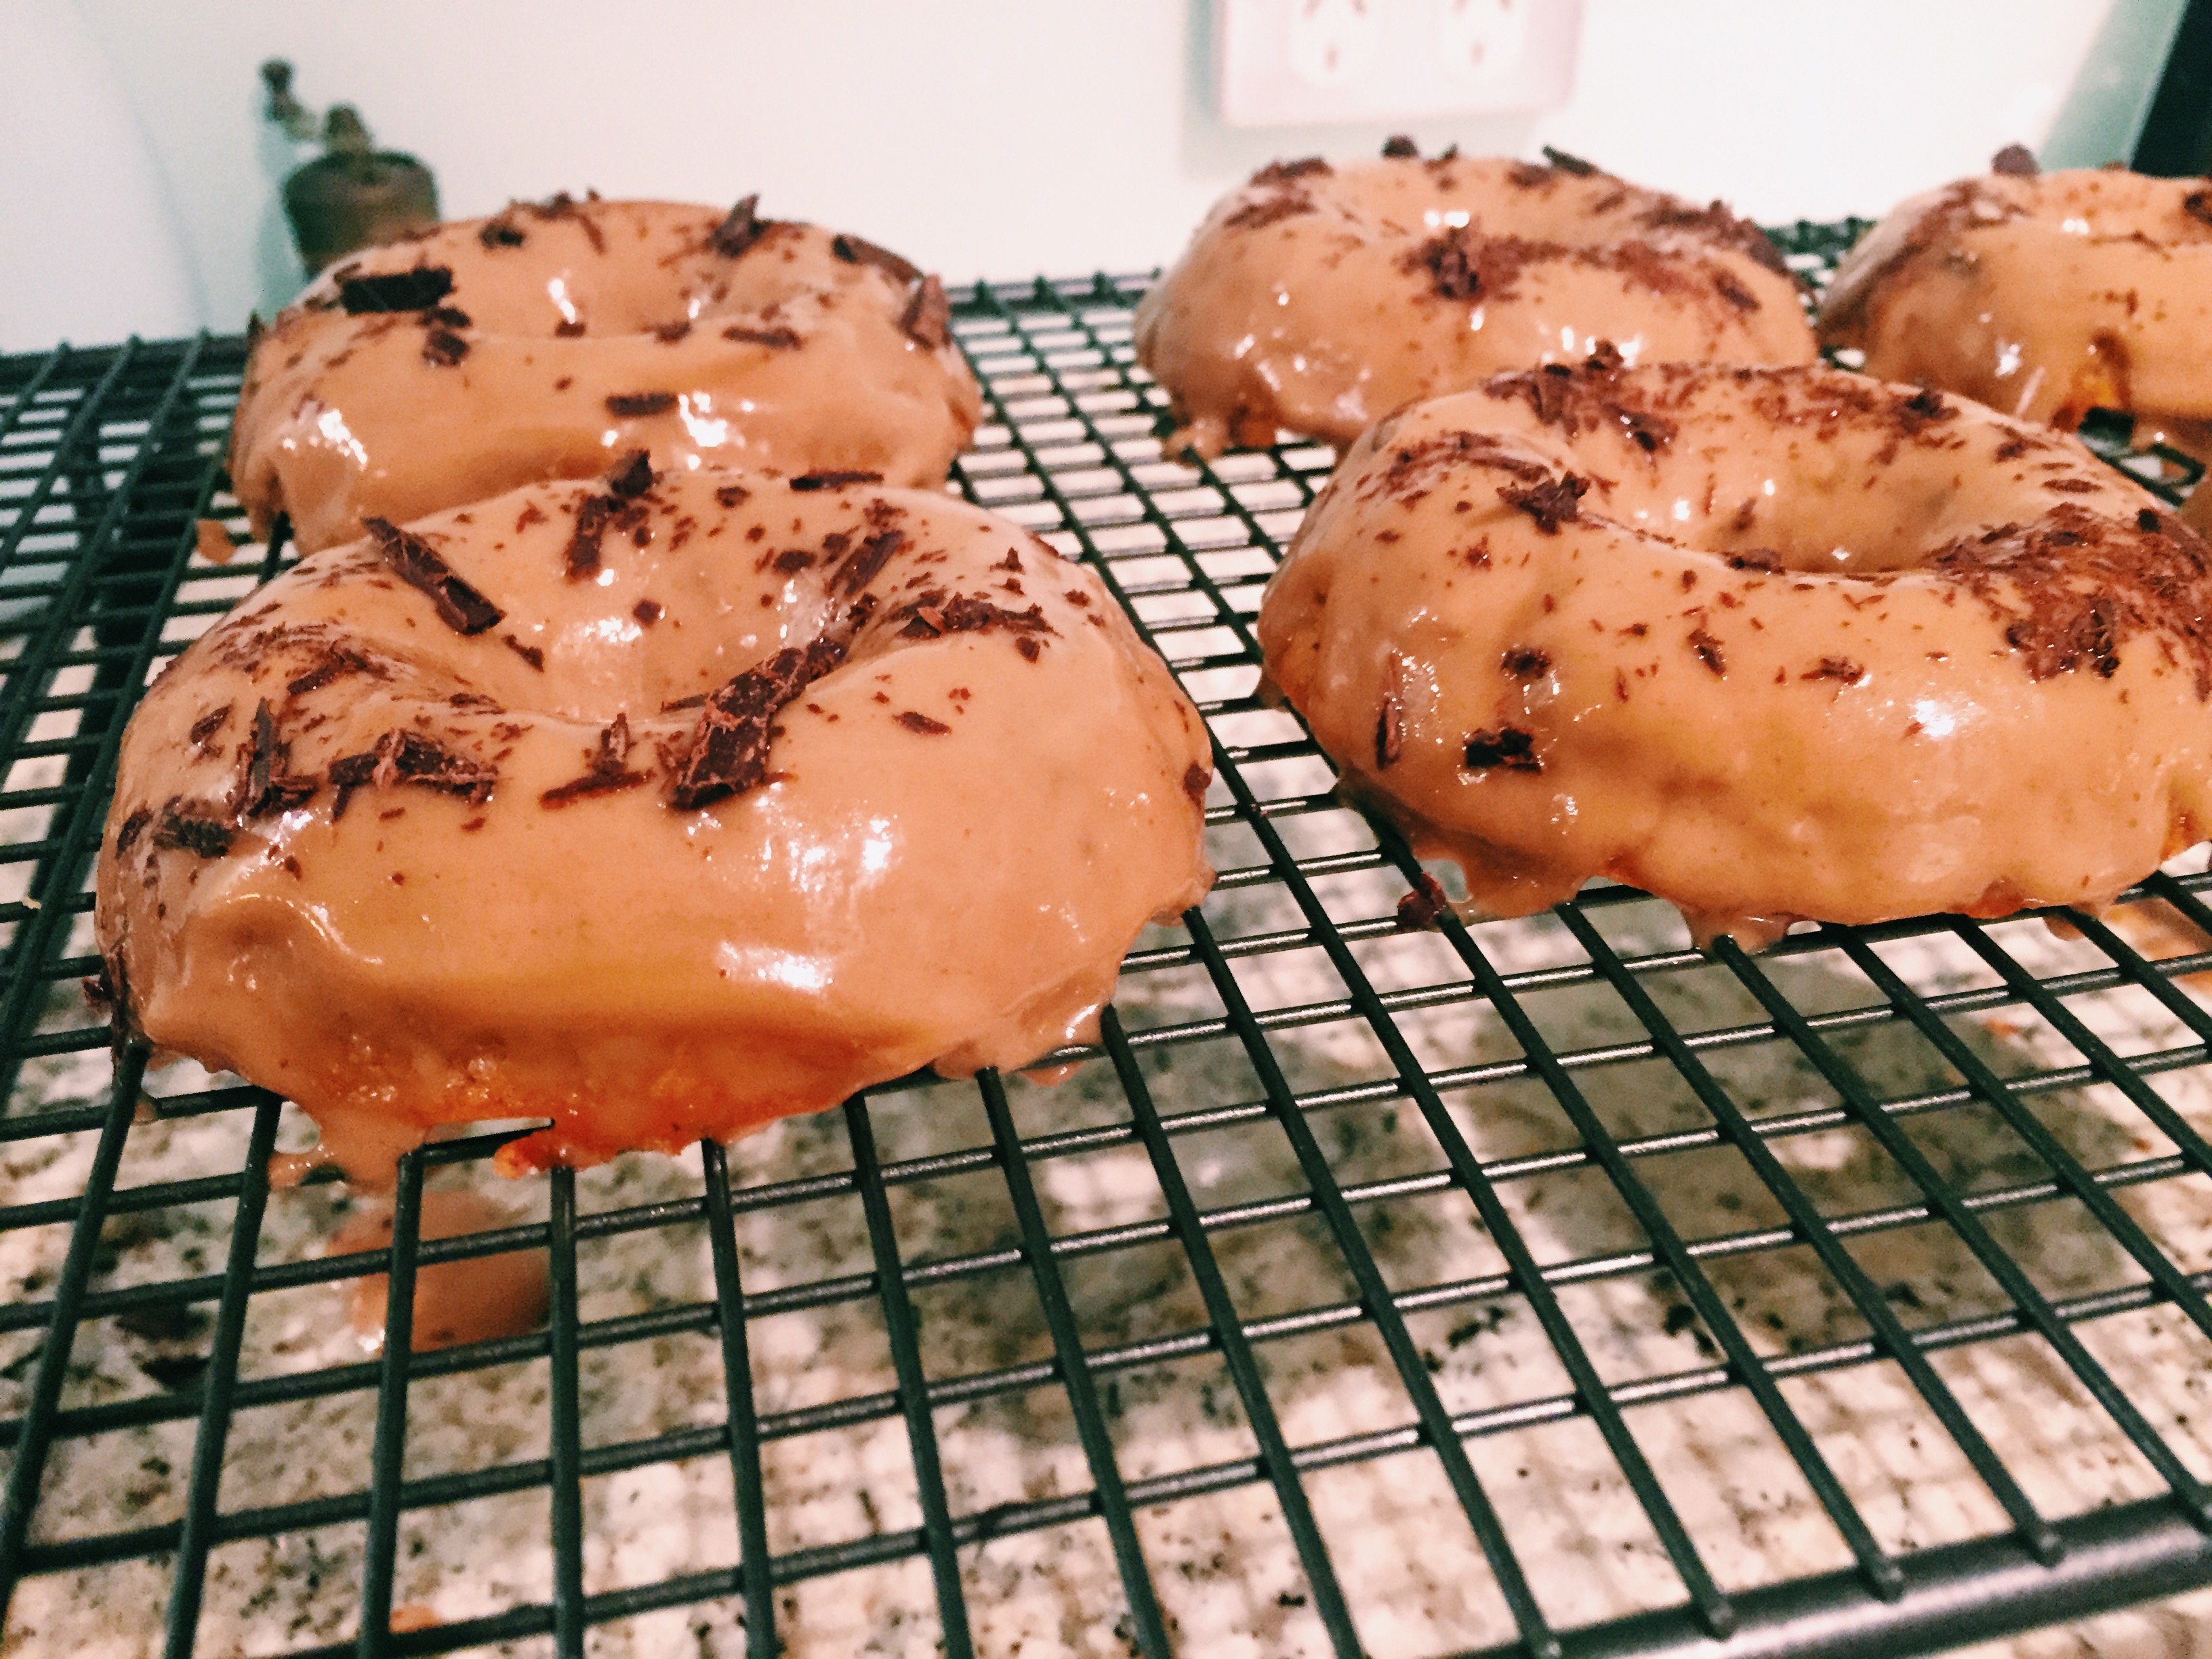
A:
20 0 2191 344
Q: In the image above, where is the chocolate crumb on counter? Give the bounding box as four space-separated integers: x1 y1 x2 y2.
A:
154 799 234 858
363 518 505 635
1382 135 1418 159
1498 473 1589 533
791 470 885 493
541 713 654 806
501 634 546 670
901 274 953 350
1463 726 1542 773
831 232 922 285
895 710 951 735
672 638 847 809
1396 871 1450 931
1540 145 1598 176
337 266 454 314
606 391 677 418
710 194 771 258
1990 144 2039 177
1183 763 1210 804
723 324 801 350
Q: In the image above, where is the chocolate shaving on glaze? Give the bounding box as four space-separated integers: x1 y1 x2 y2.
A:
606 391 677 417
1253 157 1332 184
1726 549 1784 573
1405 229 1569 302
901 274 952 350
714 483 750 508
1396 871 1450 930
188 705 231 747
1183 763 1210 804
554 319 587 338
1223 190 1317 232
421 328 469 367
285 641 385 699
836 527 905 595
711 194 771 257
116 806 152 854
2139 508 2165 533
1991 144 2039 177
1637 197 1795 279
479 218 526 249
1017 636 1042 661
330 729 497 821
672 638 846 809
792 470 885 493
1802 657 1866 683
154 799 234 858
1502 646 1552 678
527 191 607 253
830 232 921 285
363 517 504 635
893 592 1055 641
1382 135 1418 159
2186 190 2212 228
1370 430 1552 501
1897 386 1954 434
1713 272 1759 311
337 266 454 314
540 713 653 806
895 710 951 735
1463 726 1542 773
1375 691 1404 769
233 699 317 819
502 634 546 670
651 320 691 343
606 448 654 499
1687 626 1727 676
562 491 646 581
773 549 816 573
1498 473 1589 533
1484 359 1678 452
1541 146 1598 176
723 324 801 349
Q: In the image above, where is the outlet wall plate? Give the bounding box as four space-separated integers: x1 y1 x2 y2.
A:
1216 0 1582 128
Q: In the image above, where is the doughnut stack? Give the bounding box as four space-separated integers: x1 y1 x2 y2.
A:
96 193 1216 1179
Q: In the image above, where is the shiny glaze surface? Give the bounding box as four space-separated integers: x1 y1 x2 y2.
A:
230 199 983 551
1822 167 2212 449
1134 150 1816 458
97 470 1213 1179
1259 362 2212 945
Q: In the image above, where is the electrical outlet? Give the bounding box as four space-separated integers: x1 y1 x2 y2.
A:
1217 0 1581 128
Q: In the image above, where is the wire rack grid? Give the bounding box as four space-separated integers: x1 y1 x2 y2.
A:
3 226 2212 1659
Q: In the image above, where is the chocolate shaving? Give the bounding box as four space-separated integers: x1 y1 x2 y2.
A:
1897 386 1954 434
723 324 801 349
2184 190 2212 228
562 492 646 581
116 806 152 854
1463 726 1542 773
895 710 951 735
711 194 771 258
527 192 607 253
2139 508 2165 533
1991 144 2039 177
188 705 231 747
606 392 676 417
1252 157 1332 183
672 638 847 808
835 527 905 595
540 713 653 806
831 232 921 285
1382 136 1418 159
791 470 884 493
363 517 504 634
233 699 317 819
1713 272 1759 311
1498 474 1589 533
634 599 665 625
901 274 952 350
606 448 654 499
1183 763 1210 804
1801 657 1865 683
330 729 497 821
337 266 454 314
154 799 233 858
1396 871 1450 931
1540 146 1598 176
422 329 469 367
285 641 385 699
892 592 1055 640
1502 646 1552 678
714 483 751 508
555 319 587 338
1375 691 1403 769
651 320 692 344
479 218 526 249
1687 625 1727 676
502 634 546 670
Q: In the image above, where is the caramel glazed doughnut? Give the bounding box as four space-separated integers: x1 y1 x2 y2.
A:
1820 151 2212 467
1133 141 1818 457
95 462 1214 1179
230 193 983 552
1258 358 2212 947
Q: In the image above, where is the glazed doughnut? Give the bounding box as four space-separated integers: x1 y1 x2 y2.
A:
96 462 1212 1177
1821 152 2212 459
1134 141 1816 457
230 194 983 552
1258 359 2212 946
